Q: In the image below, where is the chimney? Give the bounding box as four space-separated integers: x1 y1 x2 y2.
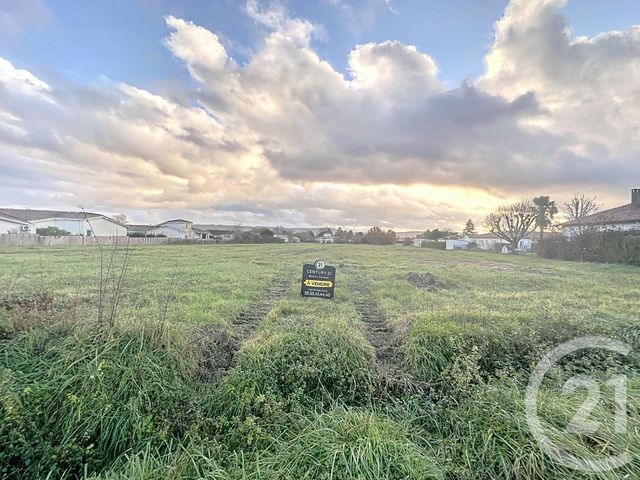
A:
633 188 640 206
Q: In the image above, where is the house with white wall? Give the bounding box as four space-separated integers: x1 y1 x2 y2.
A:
563 189 640 237
0 212 33 234
0 208 126 236
467 233 535 252
316 229 334 244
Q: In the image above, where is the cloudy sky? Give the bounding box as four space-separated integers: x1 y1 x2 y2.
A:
0 0 639 229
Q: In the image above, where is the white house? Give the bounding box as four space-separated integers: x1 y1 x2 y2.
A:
316 229 334 244
563 189 640 237
468 233 535 252
193 225 235 241
445 238 470 250
0 208 126 236
0 212 33 234
154 219 194 238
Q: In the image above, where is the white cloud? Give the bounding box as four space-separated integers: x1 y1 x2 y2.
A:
1 0 639 228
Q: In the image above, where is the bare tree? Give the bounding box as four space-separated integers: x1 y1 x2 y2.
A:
563 193 600 221
113 213 127 225
562 193 601 234
484 198 537 251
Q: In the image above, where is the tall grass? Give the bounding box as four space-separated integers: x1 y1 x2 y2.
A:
0 322 195 478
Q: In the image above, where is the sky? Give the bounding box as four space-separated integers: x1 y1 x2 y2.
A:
0 0 639 229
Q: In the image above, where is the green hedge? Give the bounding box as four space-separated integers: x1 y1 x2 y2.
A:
537 230 640 266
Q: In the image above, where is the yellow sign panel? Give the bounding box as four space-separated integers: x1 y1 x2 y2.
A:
303 279 333 288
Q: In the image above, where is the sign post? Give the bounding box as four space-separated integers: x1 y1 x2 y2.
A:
301 259 336 299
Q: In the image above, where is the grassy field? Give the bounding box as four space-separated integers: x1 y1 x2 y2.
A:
1 243 640 479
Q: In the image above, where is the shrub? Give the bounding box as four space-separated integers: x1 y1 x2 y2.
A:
401 311 624 386
206 323 376 447
0 308 12 338
254 407 443 480
538 231 640 266
423 375 640 480
88 441 228 480
424 241 446 250
0 323 195 479
36 226 71 236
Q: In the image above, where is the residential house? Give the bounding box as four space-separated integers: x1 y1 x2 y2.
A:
155 219 194 238
193 225 235 241
0 212 33 234
0 208 126 236
274 233 300 243
315 229 334 244
563 189 640 237
467 233 535 252
127 219 194 238
445 238 470 250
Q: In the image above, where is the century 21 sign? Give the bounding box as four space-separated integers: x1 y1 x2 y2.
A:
301 259 336 299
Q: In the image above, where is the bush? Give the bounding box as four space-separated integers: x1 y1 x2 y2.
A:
0 323 195 479
36 226 71 236
423 375 640 479
254 407 443 480
89 441 228 480
206 323 376 447
424 241 446 250
401 310 626 387
538 231 640 266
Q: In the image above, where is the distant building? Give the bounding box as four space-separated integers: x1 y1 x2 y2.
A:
563 189 640 237
468 232 535 252
192 226 234 241
127 219 194 238
0 212 32 234
316 229 334 244
273 233 300 243
445 239 470 250
0 208 126 236
413 238 434 247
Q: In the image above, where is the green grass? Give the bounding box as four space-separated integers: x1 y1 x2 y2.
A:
1 243 639 479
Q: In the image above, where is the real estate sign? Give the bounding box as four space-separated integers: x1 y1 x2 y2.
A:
301 260 336 299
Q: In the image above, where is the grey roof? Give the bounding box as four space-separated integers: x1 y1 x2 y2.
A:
0 208 102 222
126 224 156 231
563 203 640 227
0 211 30 224
159 219 193 225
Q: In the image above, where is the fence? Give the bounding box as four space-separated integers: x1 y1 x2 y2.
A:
0 234 169 247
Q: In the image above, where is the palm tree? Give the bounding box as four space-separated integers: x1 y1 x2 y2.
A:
533 196 558 240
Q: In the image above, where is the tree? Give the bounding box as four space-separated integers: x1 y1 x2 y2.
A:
257 228 274 238
422 228 456 240
533 196 558 240
113 213 127 225
563 193 600 220
462 219 477 237
484 198 537 251
363 226 396 245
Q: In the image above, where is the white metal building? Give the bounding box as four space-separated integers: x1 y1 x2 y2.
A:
0 208 127 236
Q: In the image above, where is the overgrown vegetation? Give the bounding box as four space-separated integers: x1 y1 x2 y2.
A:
1 244 639 479
538 230 640 266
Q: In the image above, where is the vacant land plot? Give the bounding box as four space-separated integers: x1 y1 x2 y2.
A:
1 244 640 479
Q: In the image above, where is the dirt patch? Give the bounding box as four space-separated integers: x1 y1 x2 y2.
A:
0 292 54 337
194 274 291 381
405 272 454 292
0 291 54 314
191 323 240 382
231 275 290 336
